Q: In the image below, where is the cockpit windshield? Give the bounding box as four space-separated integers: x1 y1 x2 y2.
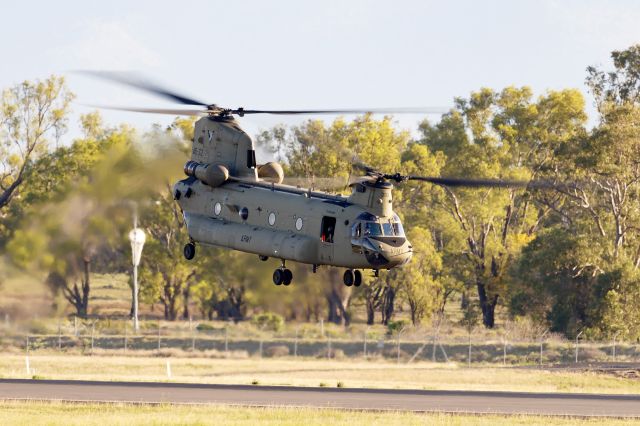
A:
352 213 405 239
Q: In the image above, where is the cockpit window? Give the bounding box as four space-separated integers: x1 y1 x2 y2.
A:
364 222 383 236
392 221 405 237
382 222 393 236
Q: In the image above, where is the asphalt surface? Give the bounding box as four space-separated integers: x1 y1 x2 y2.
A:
1 379 640 417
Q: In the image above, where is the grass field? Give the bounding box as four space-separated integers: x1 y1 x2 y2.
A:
1 354 639 394
1 401 638 425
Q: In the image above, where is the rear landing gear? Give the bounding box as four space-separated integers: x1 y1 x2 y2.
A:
343 269 362 287
273 260 293 286
183 243 196 260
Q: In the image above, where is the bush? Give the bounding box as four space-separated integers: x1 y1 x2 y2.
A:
386 320 408 336
27 320 51 335
251 312 284 332
195 323 216 332
265 345 290 357
315 348 345 359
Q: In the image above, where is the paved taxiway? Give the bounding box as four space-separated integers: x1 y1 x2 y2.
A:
1 379 639 417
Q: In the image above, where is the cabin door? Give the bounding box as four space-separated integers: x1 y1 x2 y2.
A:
319 216 336 264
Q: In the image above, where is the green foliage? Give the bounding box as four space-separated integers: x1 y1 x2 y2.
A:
386 319 408 336
251 312 285 332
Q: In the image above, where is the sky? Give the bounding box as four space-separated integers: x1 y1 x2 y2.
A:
2 0 640 144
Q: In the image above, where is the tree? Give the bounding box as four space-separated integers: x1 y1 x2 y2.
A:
397 226 443 325
0 76 73 211
6 125 136 317
420 87 587 328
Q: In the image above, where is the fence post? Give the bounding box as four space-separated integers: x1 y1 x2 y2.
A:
191 331 196 352
74 316 78 336
327 337 331 359
575 330 583 363
26 335 29 355
224 325 229 357
612 334 617 361
363 328 368 360
166 360 172 379
467 332 471 368
58 321 62 351
91 322 95 354
502 337 507 366
259 337 263 358
157 321 161 352
124 323 128 353
396 331 401 364
294 327 298 358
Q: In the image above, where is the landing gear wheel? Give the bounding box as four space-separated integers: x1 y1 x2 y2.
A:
354 270 362 287
273 269 284 286
183 243 196 260
259 255 269 261
343 269 355 287
283 269 293 286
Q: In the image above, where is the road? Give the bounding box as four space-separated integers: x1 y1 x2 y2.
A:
1 379 639 417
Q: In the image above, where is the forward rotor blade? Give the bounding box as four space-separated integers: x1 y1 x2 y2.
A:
234 107 449 116
83 104 207 116
408 176 556 189
76 71 210 106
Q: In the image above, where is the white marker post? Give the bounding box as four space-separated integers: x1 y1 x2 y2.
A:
129 225 146 333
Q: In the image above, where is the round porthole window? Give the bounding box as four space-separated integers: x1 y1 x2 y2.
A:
268 212 276 226
214 202 222 215
295 217 303 231
239 207 249 221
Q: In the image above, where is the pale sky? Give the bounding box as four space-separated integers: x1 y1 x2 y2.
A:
2 0 640 143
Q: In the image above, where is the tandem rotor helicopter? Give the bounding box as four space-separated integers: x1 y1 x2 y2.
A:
84 72 545 288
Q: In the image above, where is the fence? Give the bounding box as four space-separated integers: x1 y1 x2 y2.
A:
5 325 640 366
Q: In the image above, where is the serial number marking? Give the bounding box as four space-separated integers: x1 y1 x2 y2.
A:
241 235 252 243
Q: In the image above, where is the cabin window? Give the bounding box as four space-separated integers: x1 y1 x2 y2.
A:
239 207 249 221
247 149 257 169
295 217 303 231
321 216 336 243
214 202 222 215
268 212 276 226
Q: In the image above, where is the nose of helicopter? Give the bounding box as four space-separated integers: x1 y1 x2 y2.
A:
364 237 413 268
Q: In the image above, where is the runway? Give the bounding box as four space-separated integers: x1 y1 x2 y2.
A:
1 379 639 417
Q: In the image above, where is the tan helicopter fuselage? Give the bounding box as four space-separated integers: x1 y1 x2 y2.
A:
172 116 413 271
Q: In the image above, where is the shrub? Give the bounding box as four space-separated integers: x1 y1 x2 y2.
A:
195 323 216 332
386 320 408 336
315 348 345 359
265 345 290 357
251 312 284 332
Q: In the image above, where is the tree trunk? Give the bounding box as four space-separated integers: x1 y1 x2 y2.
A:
477 280 497 328
182 282 192 320
325 270 351 326
366 302 375 325
380 285 395 325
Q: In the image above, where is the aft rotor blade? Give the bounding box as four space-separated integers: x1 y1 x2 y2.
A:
77 71 210 106
233 107 449 115
408 176 556 189
84 104 207 116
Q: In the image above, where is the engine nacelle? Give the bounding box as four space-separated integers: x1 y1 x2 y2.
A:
257 162 284 184
184 161 229 187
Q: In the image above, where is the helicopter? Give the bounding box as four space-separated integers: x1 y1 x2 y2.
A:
84 72 545 288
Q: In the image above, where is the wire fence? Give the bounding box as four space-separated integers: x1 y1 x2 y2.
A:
4 325 640 366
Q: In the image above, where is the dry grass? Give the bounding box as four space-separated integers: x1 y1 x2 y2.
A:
0 400 638 426
1 354 639 394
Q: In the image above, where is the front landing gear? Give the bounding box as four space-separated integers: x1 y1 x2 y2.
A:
183 242 196 260
343 269 362 287
273 260 293 286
